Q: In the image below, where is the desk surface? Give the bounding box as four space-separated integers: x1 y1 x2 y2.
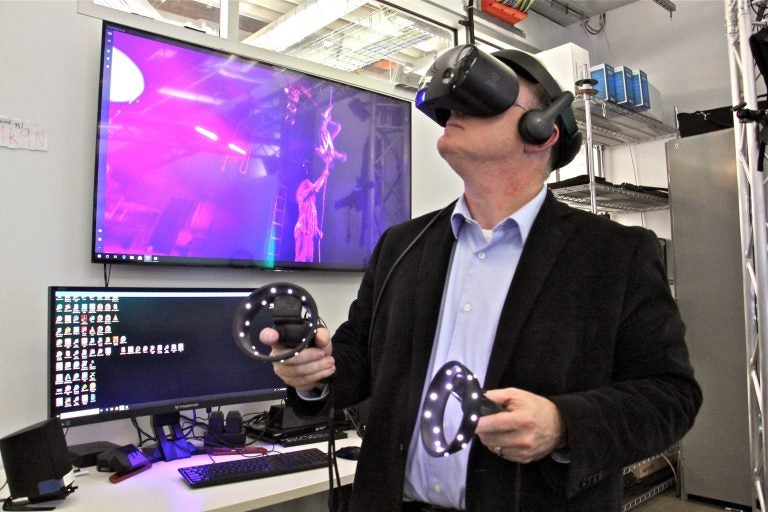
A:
28 434 360 512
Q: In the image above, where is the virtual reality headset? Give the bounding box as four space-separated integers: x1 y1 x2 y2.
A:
415 45 520 127
415 44 582 169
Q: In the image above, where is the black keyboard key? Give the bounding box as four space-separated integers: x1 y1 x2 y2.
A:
178 448 328 488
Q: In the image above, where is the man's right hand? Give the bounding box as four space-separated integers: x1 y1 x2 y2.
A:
259 326 335 392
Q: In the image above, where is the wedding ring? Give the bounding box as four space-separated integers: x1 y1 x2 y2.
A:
494 446 503 456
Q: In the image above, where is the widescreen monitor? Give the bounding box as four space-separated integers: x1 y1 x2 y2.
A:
92 22 412 271
48 286 286 428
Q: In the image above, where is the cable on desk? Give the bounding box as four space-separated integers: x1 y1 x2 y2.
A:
326 386 348 512
130 417 156 448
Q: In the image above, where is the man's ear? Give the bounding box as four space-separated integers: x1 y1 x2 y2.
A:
523 123 560 155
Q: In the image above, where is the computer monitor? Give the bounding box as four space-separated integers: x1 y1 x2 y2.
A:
91 22 412 271
47 286 286 432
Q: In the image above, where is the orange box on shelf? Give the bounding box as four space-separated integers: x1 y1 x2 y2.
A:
480 0 529 25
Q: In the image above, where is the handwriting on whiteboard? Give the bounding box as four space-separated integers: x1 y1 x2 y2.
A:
0 116 48 151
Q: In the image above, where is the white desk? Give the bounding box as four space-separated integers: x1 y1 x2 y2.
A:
30 434 359 512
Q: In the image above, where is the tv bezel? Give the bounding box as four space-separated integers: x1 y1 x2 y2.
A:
90 21 413 273
47 285 287 428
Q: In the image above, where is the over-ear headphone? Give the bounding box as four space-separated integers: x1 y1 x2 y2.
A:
491 49 582 169
415 45 582 169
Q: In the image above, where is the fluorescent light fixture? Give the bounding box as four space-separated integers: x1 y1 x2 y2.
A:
158 88 222 105
194 126 218 141
243 0 368 52
228 143 246 155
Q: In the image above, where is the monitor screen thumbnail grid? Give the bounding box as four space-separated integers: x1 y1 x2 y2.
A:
49 286 286 427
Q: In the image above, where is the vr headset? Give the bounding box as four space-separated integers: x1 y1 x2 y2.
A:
415 45 582 169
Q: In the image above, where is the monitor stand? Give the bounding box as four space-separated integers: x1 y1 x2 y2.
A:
151 412 196 461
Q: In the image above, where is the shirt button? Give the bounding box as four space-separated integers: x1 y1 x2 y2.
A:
463 303 472 312
477 252 486 260
433 483 443 494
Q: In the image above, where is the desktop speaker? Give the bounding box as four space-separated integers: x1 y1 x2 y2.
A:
0 418 75 504
203 410 246 447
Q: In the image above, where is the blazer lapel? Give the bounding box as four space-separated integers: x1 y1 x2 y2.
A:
484 193 576 389
407 212 456 414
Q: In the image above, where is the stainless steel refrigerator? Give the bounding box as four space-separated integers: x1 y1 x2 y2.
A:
668 127 751 507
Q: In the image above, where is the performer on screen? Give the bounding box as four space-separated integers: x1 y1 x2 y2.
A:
294 102 346 262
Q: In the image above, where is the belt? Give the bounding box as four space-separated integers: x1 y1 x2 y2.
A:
402 502 463 512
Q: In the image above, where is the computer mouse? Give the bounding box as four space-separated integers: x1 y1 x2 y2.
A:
335 445 361 461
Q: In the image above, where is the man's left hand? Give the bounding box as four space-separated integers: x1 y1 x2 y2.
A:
475 388 566 463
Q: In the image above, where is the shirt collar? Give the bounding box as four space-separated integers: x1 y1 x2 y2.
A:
450 185 547 244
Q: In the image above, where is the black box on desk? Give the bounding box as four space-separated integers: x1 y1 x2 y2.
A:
68 440 120 468
0 418 75 503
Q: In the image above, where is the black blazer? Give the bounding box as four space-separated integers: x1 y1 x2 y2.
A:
292 191 701 512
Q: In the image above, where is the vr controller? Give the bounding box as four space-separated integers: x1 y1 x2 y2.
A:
232 282 320 363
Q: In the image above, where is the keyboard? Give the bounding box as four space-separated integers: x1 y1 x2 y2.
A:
178 448 328 488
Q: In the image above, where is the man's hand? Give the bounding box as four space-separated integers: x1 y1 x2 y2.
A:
259 326 335 392
475 388 566 463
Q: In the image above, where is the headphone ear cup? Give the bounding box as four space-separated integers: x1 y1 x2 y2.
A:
554 128 583 169
518 109 555 145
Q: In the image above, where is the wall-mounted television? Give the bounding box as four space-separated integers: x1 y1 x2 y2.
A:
92 22 412 271
48 286 286 428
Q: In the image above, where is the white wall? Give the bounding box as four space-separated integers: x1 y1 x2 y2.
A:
0 0 733 452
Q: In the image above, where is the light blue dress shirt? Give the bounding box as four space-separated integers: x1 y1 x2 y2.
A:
402 186 547 510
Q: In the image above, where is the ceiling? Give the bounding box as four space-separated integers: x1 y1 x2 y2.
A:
102 0 675 87
137 0 454 87
529 0 675 25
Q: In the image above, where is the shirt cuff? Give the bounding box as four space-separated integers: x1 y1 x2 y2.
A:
295 384 330 401
551 448 571 464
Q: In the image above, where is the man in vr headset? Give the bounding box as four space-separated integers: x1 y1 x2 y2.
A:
262 45 701 512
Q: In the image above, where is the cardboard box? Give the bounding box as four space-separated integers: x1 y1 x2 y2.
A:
536 43 591 94
590 63 616 102
647 83 663 120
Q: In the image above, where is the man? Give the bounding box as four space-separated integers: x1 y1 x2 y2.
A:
262 47 701 512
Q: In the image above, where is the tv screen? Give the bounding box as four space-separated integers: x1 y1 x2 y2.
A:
92 22 412 271
48 286 286 428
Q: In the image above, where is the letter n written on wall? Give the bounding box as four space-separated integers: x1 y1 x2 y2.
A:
0 116 48 151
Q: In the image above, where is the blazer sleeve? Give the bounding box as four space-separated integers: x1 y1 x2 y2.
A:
548 228 702 498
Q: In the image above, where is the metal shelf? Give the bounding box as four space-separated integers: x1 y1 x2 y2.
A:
574 100 678 146
550 181 669 212
622 477 676 511
621 445 679 511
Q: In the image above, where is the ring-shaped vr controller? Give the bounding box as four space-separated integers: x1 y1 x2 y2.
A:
232 282 319 363
420 361 503 457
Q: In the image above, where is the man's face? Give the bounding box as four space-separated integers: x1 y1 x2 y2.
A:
435 81 537 173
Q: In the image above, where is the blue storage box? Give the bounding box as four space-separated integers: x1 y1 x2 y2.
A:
590 63 616 102
612 66 634 106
